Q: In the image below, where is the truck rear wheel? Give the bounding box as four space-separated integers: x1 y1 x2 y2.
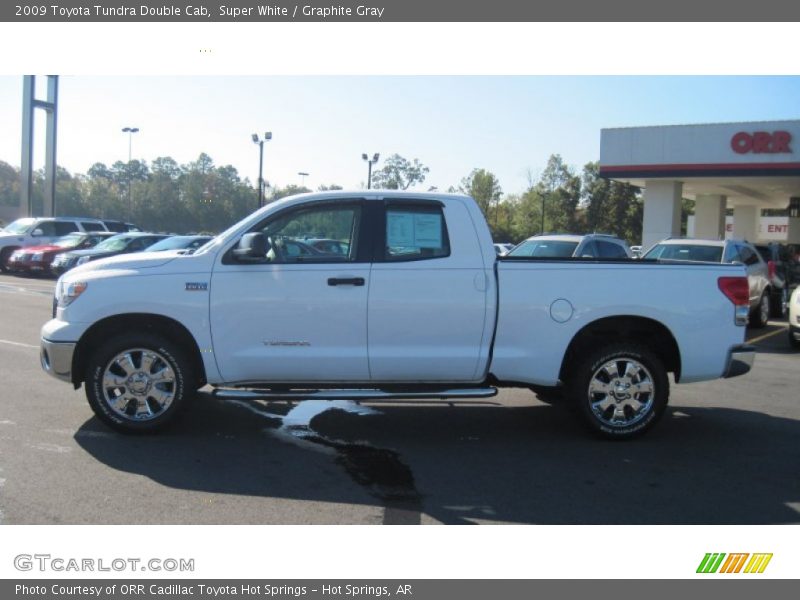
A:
568 343 668 439
84 333 192 433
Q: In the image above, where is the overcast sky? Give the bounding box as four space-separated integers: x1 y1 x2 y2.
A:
1 75 799 195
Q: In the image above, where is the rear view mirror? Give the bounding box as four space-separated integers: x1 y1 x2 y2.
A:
233 232 267 262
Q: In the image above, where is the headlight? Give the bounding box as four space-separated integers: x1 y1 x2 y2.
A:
58 281 88 308
76 256 91 265
32 252 43 262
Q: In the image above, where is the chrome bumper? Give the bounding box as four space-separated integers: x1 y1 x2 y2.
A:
40 338 76 383
723 344 755 379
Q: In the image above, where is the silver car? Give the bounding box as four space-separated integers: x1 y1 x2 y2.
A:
643 238 771 328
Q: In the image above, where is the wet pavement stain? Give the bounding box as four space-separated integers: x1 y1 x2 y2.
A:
225 399 423 524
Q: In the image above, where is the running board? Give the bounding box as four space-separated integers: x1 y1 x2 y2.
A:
213 387 498 401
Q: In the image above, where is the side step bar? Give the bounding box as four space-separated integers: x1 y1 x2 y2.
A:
214 387 498 401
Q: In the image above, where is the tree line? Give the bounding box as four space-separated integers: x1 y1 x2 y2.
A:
0 152 650 244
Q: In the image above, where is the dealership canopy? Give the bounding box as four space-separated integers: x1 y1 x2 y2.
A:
600 120 800 248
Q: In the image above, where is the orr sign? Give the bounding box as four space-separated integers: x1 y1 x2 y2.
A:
731 131 792 154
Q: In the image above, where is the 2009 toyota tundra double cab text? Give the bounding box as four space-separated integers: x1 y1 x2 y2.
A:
40 191 755 439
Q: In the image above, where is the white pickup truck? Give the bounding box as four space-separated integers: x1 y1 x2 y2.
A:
40 191 755 439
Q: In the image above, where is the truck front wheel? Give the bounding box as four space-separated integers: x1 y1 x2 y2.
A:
84 333 192 433
568 343 669 439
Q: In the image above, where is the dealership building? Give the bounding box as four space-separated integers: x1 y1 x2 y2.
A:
600 120 800 248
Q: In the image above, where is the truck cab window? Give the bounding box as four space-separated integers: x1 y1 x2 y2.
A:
256 204 361 263
384 206 450 261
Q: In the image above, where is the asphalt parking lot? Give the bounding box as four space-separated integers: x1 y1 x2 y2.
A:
0 273 798 525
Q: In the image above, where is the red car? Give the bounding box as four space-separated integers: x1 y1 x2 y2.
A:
6 231 115 276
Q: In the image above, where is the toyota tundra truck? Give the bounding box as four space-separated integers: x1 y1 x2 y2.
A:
40 191 755 439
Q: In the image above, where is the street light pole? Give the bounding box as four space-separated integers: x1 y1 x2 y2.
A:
298 172 309 187
362 152 380 189
252 132 272 209
121 126 139 220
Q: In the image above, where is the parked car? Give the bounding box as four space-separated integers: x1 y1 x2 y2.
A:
51 232 169 275
145 235 213 254
493 243 515 256
643 238 772 327
0 216 108 271
6 231 115 276
789 286 800 350
42 191 753 440
754 243 793 318
507 233 632 259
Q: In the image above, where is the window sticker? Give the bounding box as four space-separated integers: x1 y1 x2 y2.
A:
387 211 443 249
387 211 415 246
412 213 442 248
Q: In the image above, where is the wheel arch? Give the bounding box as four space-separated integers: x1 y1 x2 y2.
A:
72 313 207 389
559 315 682 383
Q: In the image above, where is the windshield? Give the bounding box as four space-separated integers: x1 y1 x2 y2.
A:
93 236 131 252
3 218 36 235
508 240 579 258
52 234 85 249
644 244 723 262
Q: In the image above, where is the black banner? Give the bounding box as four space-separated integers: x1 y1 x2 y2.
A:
4 0 800 22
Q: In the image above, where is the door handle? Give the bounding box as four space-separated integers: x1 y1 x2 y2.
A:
327 277 365 286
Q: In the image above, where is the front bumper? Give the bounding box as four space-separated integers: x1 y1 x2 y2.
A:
40 338 76 383
723 344 756 378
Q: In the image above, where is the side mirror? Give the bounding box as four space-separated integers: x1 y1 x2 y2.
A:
31 228 44 237
233 232 267 262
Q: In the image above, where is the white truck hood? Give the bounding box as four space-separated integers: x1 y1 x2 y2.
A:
68 251 181 274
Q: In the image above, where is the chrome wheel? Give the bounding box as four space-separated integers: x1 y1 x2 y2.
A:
587 358 655 429
101 348 176 421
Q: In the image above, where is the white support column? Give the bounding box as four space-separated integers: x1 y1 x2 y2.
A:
787 218 800 244
642 180 682 250
694 194 727 240
732 205 759 242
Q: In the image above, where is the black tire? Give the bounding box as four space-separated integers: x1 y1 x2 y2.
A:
750 293 770 328
770 287 788 320
567 343 669 440
0 247 15 273
84 333 193 433
790 328 800 351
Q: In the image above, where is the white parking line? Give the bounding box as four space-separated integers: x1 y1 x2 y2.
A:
747 325 789 345
0 339 38 350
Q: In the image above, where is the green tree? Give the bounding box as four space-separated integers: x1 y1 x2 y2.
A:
582 161 642 244
459 168 502 221
371 154 430 190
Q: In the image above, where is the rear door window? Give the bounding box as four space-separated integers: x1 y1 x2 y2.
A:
596 240 628 258
383 204 450 261
81 221 105 232
54 221 79 236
